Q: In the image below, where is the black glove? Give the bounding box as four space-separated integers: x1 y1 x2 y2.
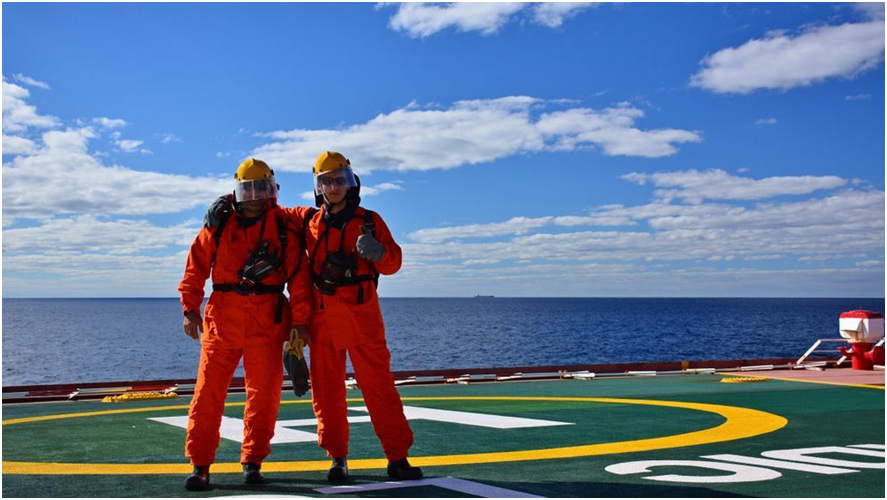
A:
284 329 310 397
204 194 233 228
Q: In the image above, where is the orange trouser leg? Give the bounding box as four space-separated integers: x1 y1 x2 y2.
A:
240 342 284 464
350 339 414 462
309 338 349 458
185 346 241 465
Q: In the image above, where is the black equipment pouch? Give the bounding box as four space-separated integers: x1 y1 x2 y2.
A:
239 240 282 288
315 251 358 295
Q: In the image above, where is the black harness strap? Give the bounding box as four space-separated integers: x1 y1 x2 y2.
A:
213 283 287 324
210 209 293 325
308 208 380 304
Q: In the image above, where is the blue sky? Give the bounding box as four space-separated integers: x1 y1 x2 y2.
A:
3 2 885 298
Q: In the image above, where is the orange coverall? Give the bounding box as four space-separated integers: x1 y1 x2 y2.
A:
178 205 311 466
289 204 413 461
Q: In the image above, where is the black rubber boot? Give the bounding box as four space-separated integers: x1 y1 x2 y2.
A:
243 462 264 484
327 457 348 483
387 458 423 480
184 465 211 491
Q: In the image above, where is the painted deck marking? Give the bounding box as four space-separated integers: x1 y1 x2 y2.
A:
352 405 573 429
314 477 543 498
606 460 782 483
761 446 886 469
702 454 858 474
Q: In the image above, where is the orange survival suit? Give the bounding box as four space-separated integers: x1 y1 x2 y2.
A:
178 205 311 466
288 204 413 461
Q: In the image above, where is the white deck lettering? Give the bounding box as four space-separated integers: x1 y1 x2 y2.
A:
314 477 543 498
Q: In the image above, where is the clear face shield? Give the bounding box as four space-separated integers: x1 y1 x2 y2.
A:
314 168 357 197
235 178 278 203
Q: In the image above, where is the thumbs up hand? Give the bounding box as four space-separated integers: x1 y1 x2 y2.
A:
356 225 386 263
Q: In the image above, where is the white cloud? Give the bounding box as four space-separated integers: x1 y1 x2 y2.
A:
93 117 127 129
0 77 266 297
552 212 636 227
408 209 634 239
531 3 600 28
114 139 151 154
536 105 702 157
385 2 599 38
257 96 541 172
360 181 404 197
11 73 50 90
410 216 553 244
387 2 527 38
755 118 778 126
691 19 885 93
2 215 196 254
2 134 36 155
621 169 847 203
3 127 231 221
3 250 191 297
2 79 60 133
2 214 205 297
400 188 884 271
855 260 884 267
398 165 881 283
845 93 872 100
253 97 701 172
854 2 885 21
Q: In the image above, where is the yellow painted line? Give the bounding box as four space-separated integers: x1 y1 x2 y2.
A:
2 396 787 475
4 404 192 426
720 372 885 390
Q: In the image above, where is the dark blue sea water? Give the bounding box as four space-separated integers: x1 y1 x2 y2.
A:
2 298 884 386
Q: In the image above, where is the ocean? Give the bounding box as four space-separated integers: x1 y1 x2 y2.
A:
2 298 884 386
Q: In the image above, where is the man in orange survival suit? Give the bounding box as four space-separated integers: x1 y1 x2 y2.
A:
300 151 422 482
179 158 311 491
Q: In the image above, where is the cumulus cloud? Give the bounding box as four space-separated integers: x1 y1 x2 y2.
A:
2 134 36 155
253 97 701 172
755 118 778 126
93 117 127 129
2 79 207 225
401 168 882 284
2 78 60 133
410 216 553 244
2 215 196 254
531 3 600 28
114 138 151 154
845 93 872 100
621 169 847 203
385 2 598 38
387 3 527 38
691 19 885 93
402 188 883 269
3 127 231 221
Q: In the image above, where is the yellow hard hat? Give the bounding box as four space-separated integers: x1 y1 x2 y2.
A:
313 151 350 176
234 158 278 203
235 158 274 182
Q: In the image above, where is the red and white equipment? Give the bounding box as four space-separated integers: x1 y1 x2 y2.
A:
837 310 885 370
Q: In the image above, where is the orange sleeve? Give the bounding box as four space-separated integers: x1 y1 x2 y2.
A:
281 205 317 233
178 227 216 313
370 212 402 276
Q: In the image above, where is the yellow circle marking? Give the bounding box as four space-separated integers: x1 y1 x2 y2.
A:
721 376 767 384
2 396 787 475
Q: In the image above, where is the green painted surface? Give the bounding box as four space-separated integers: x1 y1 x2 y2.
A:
3 375 884 497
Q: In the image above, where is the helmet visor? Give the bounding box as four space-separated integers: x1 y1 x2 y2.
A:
314 168 357 196
235 178 277 202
